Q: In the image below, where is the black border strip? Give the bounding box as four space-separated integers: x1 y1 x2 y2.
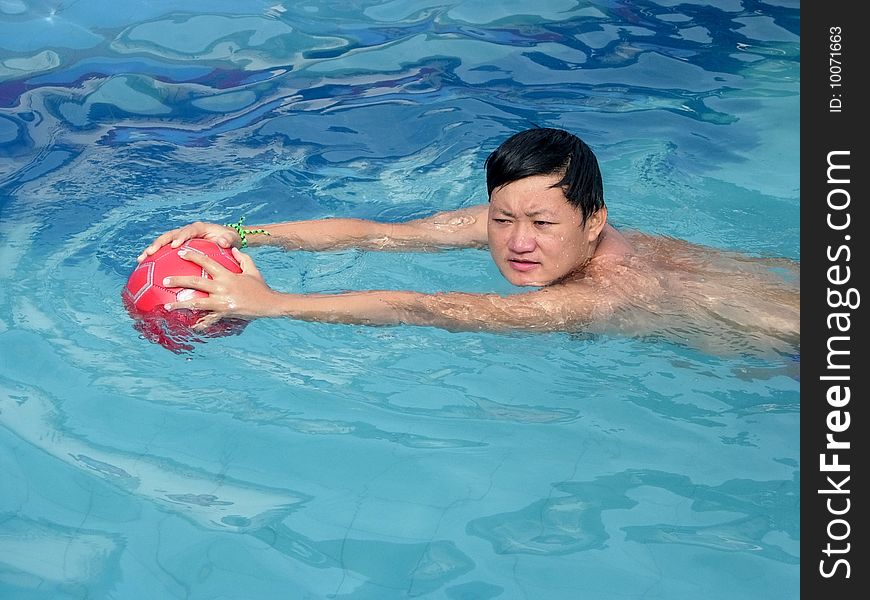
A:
802 2 867 596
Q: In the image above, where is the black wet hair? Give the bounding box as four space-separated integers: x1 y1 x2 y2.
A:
485 127 605 224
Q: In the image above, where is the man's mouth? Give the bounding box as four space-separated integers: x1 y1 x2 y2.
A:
507 258 540 272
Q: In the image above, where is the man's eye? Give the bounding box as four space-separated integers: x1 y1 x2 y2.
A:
535 221 555 226
493 218 512 224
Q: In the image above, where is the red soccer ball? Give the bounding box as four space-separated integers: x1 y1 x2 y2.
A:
123 239 247 351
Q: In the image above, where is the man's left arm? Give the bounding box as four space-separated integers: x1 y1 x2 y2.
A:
243 287 591 332
163 247 600 332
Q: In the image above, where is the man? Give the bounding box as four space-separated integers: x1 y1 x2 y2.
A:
138 128 799 355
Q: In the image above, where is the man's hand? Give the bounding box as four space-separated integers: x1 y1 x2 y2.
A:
162 247 279 329
137 222 242 263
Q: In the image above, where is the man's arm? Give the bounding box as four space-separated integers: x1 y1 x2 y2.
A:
138 205 489 262
241 288 589 332
254 204 489 251
164 247 601 332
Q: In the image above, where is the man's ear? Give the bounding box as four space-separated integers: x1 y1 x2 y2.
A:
586 206 607 241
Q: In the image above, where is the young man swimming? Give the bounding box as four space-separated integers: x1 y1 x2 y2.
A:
138 128 799 355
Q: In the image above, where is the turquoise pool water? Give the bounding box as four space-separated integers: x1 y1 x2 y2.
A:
0 1 799 598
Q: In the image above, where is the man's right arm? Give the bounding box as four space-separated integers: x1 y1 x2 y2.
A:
138 205 489 262
257 204 489 251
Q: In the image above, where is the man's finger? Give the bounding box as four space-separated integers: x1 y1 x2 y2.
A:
193 312 222 331
162 275 215 293
177 249 228 278
165 300 193 311
231 247 261 277
138 232 186 262
137 241 165 262
165 297 213 312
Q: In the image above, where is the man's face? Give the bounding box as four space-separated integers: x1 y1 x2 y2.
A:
487 174 605 287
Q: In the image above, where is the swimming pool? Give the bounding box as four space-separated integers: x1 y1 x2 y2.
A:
0 1 799 598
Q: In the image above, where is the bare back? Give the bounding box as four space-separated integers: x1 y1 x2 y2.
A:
565 229 800 357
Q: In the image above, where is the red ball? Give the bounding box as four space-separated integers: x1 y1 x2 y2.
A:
123 239 247 352
124 238 242 312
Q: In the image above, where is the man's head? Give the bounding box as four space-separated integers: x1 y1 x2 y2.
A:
484 128 608 287
485 127 605 225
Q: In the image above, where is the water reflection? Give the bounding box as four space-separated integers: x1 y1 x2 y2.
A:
468 469 798 564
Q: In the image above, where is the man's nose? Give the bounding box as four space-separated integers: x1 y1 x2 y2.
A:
507 224 536 252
